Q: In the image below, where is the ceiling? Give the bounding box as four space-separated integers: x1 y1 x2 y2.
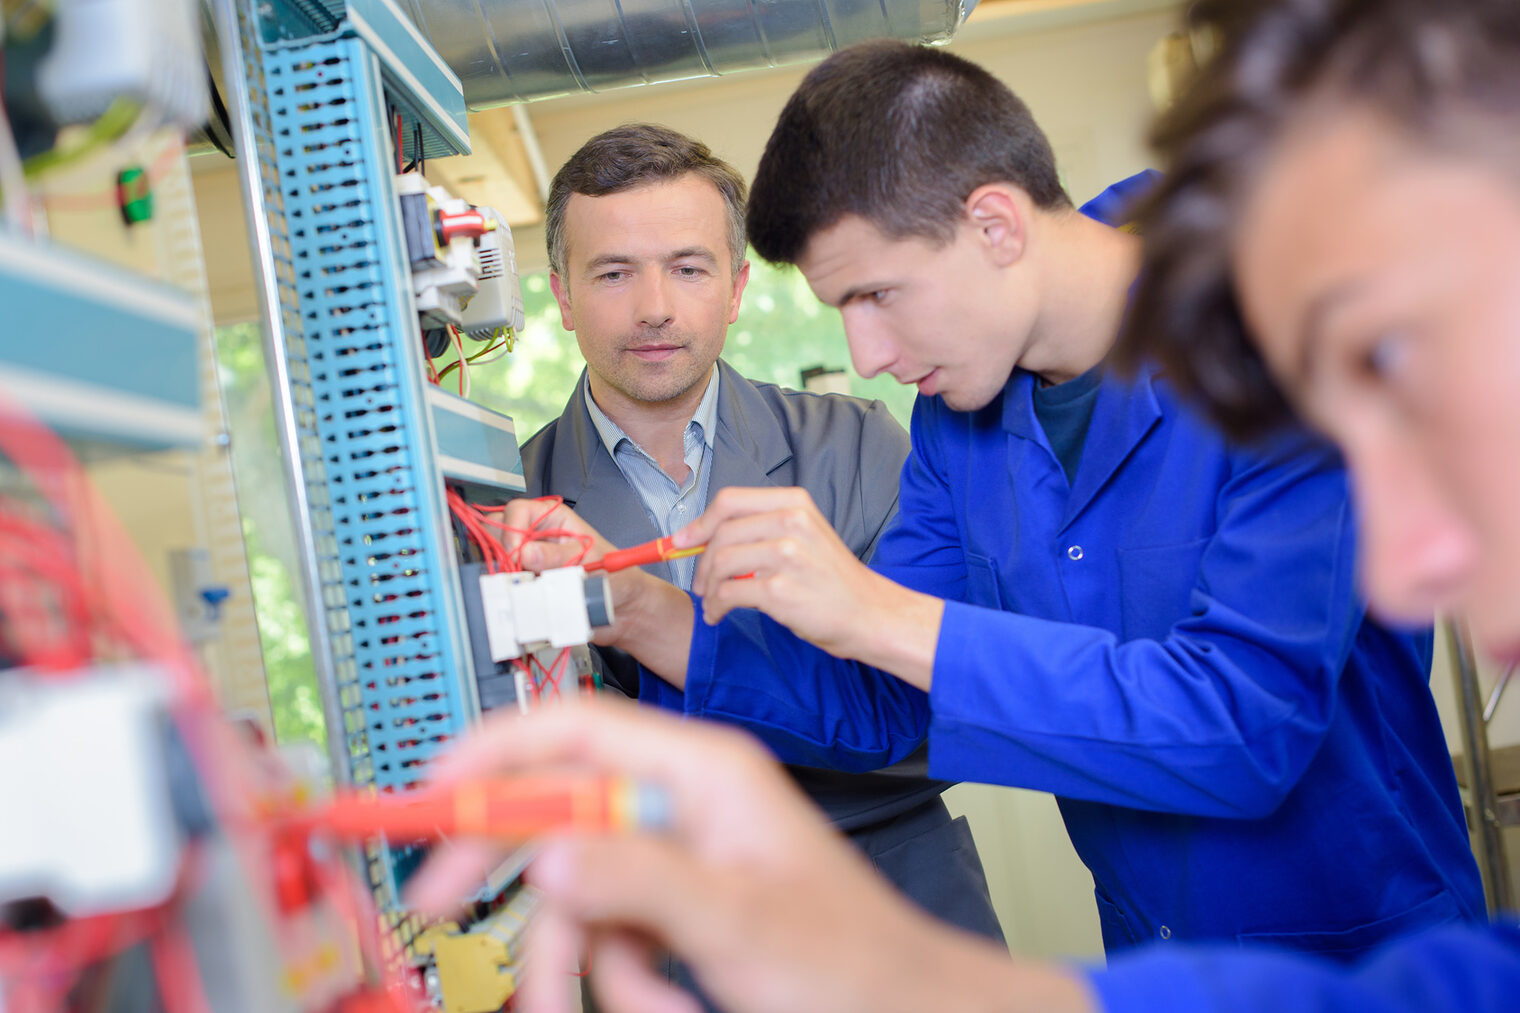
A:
424 0 1179 228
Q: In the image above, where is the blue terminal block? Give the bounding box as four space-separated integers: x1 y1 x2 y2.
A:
343 0 470 157
250 0 479 817
0 234 201 454
256 0 468 159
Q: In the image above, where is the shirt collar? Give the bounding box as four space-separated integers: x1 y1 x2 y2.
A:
583 366 721 458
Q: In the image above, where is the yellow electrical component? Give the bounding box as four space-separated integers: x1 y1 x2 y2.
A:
417 887 538 1013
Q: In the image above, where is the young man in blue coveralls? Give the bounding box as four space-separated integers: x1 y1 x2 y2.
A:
463 27 1481 964
518 124 1002 1007
412 1 1519 1008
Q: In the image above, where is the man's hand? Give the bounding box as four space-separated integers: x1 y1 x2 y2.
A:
495 496 617 574
407 700 1092 1013
675 487 944 690
495 498 695 685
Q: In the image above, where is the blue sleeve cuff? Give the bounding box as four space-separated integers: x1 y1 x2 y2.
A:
637 590 710 714
683 589 720 712
1087 950 1222 1013
1088 922 1520 1013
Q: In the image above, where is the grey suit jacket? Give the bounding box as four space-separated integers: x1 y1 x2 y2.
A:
519 359 944 830
521 359 905 580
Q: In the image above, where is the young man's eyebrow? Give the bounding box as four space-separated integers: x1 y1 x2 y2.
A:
1292 282 1363 386
831 282 891 308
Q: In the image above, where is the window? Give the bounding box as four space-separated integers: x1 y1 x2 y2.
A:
467 256 915 442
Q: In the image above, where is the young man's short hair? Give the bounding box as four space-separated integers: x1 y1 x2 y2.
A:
1124 0 1520 440
546 123 748 280
746 40 1071 265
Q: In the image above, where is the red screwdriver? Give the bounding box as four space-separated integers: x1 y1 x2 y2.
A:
582 534 703 574
309 774 669 843
582 535 753 580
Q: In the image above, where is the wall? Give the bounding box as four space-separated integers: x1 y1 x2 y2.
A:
501 5 1176 278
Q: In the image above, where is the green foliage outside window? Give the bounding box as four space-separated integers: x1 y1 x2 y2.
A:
214 321 326 749
467 256 915 442
218 253 916 747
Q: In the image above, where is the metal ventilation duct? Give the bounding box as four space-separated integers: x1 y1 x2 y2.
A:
397 0 976 108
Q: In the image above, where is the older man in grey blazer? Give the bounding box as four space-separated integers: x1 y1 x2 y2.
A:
516 125 1002 1004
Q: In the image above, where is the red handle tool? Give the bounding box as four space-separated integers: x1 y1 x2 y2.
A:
311 774 666 843
583 535 704 574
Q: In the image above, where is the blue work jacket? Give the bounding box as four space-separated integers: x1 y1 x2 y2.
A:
1093 920 1520 1012
646 364 1484 958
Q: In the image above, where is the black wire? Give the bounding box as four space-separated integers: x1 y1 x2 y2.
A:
202 65 235 159
388 103 398 173
414 122 424 176
449 511 479 562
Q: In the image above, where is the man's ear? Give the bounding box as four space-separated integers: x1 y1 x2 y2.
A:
728 259 751 324
964 184 1028 268
549 271 575 331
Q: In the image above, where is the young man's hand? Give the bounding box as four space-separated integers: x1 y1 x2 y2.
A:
407 699 1092 1013
677 486 945 690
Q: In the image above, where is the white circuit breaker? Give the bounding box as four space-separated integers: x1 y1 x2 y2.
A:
477 567 614 661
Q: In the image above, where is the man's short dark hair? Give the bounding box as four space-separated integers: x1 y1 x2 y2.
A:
746 40 1071 264
546 124 747 279
1124 0 1520 441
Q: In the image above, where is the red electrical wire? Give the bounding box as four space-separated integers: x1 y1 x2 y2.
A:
0 407 197 689
447 492 595 575
473 496 593 571
509 646 573 704
427 327 472 397
0 510 95 669
542 647 572 700
149 921 214 1013
0 399 423 1010
437 334 507 384
0 852 203 1011
447 488 509 573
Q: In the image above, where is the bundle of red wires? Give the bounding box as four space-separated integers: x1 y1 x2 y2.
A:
0 407 221 1013
0 401 421 1013
446 490 595 704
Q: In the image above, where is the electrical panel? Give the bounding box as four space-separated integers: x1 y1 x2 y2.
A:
2 0 596 1009
213 0 602 1007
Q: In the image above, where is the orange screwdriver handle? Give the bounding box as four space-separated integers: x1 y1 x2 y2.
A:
586 535 705 574
314 775 668 843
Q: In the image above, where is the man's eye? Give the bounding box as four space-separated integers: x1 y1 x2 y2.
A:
599 271 627 282
676 266 703 278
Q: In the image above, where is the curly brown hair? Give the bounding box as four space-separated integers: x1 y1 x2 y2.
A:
1122 0 1520 440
